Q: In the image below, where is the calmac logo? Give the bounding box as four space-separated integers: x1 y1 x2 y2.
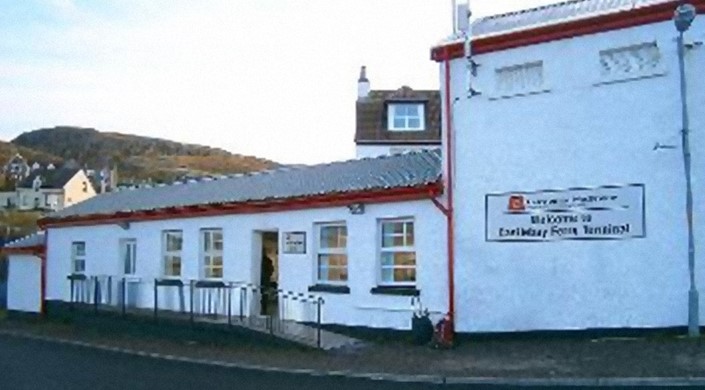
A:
508 195 525 212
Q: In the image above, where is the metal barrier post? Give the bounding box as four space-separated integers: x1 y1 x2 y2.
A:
316 297 323 349
121 277 126 317
93 276 99 314
69 277 75 311
227 283 233 327
189 280 195 327
153 279 158 322
239 287 245 321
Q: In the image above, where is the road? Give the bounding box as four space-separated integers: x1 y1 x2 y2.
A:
0 334 692 389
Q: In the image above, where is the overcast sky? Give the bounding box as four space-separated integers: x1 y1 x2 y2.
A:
0 0 559 164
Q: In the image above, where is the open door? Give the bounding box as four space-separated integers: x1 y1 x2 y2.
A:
258 231 279 316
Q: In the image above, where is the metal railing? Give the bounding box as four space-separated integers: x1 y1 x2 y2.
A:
66 274 326 348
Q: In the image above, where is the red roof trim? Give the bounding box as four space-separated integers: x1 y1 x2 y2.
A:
1 245 45 256
39 182 443 228
432 0 705 61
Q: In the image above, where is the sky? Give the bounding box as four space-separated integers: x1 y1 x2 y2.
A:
0 0 559 165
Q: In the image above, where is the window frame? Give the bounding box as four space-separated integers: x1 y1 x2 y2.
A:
492 60 548 99
162 230 183 278
315 222 348 285
120 238 137 275
387 103 425 132
378 218 416 287
200 228 224 280
71 241 86 274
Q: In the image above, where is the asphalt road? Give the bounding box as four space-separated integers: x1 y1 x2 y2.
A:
0 334 693 390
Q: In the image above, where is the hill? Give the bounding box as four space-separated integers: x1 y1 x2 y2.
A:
11 126 277 183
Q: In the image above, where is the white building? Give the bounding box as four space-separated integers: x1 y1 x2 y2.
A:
32 152 448 330
4 0 705 337
2 232 45 314
432 0 705 333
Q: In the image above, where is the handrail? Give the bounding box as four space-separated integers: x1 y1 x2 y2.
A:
66 275 327 348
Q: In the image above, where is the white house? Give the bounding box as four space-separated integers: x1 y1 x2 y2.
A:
2 232 45 313
15 168 96 211
432 0 705 333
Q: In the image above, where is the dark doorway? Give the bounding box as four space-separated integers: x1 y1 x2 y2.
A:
260 232 278 316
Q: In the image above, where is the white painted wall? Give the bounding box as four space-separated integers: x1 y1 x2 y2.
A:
45 200 447 330
355 144 441 159
0 191 16 209
445 19 705 332
7 254 41 313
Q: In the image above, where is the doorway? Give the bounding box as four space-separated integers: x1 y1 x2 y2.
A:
259 231 279 316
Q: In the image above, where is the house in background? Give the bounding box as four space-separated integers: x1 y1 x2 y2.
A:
355 66 442 158
16 168 96 211
3 153 31 182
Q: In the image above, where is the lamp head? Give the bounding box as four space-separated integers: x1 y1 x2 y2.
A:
674 3 697 32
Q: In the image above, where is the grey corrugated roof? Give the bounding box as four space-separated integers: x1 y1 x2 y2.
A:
472 0 672 38
49 150 442 220
4 231 45 249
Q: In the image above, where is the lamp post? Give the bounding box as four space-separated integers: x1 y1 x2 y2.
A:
674 3 699 338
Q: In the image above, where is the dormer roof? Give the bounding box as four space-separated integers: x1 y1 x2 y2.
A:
355 87 441 145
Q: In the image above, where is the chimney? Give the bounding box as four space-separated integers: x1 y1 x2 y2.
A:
357 66 370 100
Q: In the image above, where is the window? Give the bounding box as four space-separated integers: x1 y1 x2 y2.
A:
598 42 663 83
201 229 223 279
494 61 545 98
162 230 183 277
387 103 425 131
121 239 137 275
316 223 348 284
379 219 415 285
71 242 86 274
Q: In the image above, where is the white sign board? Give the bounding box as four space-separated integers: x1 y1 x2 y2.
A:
283 232 306 254
486 184 645 242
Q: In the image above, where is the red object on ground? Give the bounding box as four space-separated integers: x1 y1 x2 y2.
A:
434 314 455 348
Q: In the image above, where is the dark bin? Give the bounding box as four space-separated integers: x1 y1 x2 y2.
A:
411 314 434 345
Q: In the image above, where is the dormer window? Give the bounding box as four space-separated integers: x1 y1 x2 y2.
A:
387 103 424 131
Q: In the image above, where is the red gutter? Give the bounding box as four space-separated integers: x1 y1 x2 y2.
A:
40 239 47 317
431 0 705 61
444 55 456 331
39 183 443 228
0 245 45 256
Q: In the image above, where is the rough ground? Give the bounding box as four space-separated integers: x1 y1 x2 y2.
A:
1 318 705 379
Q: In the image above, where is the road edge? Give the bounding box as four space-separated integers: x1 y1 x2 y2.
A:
2 329 705 387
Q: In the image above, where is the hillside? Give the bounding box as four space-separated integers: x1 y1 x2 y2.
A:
0 141 63 169
11 126 277 183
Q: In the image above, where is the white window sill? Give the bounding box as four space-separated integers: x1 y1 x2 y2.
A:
593 70 667 87
488 88 552 101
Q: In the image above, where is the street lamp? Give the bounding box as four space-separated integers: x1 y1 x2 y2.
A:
674 3 699 338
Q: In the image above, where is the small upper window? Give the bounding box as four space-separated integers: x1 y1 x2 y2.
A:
495 61 545 98
387 103 425 131
71 242 86 274
598 42 663 84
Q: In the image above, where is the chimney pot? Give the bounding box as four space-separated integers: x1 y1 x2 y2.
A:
357 65 370 99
